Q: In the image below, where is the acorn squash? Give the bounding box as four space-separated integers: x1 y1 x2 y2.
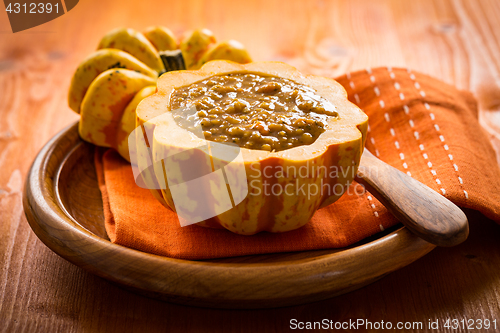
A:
135 61 368 235
68 26 252 161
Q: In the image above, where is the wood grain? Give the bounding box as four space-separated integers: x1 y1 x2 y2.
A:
357 150 469 247
1 0 500 331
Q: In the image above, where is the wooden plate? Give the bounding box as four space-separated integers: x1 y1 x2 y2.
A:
23 123 435 309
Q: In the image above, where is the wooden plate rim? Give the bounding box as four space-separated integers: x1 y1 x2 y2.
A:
23 122 436 308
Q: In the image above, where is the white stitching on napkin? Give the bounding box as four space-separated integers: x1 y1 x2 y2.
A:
391 68 444 185
408 71 467 199
386 68 413 177
346 70 380 219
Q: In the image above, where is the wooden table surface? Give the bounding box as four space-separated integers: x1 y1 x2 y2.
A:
1 0 500 331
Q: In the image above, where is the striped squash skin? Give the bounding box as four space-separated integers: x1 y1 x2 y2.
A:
137 61 368 235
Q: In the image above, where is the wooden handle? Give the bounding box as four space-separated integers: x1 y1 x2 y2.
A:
355 149 469 247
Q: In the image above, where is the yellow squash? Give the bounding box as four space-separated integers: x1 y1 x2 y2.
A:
136 61 368 235
68 26 252 161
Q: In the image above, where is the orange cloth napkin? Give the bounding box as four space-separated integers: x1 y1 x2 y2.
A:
95 67 500 260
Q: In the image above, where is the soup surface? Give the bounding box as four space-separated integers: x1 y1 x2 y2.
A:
170 73 339 151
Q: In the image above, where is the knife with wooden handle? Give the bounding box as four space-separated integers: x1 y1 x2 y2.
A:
355 149 469 247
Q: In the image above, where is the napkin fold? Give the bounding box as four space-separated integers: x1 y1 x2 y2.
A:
95 67 500 260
